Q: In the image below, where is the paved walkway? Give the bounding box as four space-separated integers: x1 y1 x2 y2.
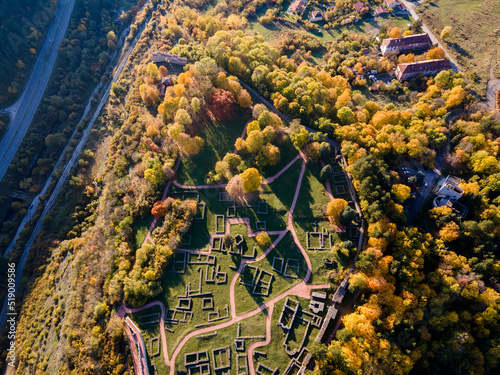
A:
121 148 332 374
144 150 302 246
247 303 274 375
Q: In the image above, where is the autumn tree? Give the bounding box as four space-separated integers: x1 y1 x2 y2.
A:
337 106 356 125
107 30 117 50
240 168 262 193
237 89 252 108
304 142 321 161
146 63 161 84
392 184 411 202
159 65 168 77
151 201 168 218
441 26 452 41
445 86 466 108
389 27 401 38
226 175 245 202
427 47 446 60
348 273 367 293
246 130 264 153
256 232 271 247
263 144 281 166
246 120 260 135
168 123 184 140
144 157 165 185
177 133 204 155
290 123 310 149
439 221 460 242
327 199 348 226
174 108 192 127
139 84 159 106
215 161 232 180
208 88 236 122
223 153 242 170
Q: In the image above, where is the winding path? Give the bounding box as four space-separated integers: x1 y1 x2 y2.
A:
124 149 331 374
247 303 274 375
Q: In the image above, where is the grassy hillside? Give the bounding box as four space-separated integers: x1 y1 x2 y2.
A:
417 0 500 97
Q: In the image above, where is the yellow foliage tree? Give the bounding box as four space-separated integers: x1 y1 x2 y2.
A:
445 86 466 109
263 144 281 166
240 168 262 193
326 198 348 226
440 26 452 41
427 47 445 60
392 184 411 202
246 130 264 153
234 137 247 152
237 89 252 108
439 221 460 242
139 84 159 106
459 181 480 194
389 27 401 38
255 232 271 248
246 121 260 135
177 133 204 155
335 89 352 109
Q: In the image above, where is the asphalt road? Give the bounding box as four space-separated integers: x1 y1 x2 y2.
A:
0 17 146 328
2 27 129 257
407 168 439 223
0 0 76 181
486 80 500 111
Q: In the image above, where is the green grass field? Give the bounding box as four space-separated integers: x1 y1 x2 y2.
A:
173 312 267 374
131 216 154 249
258 296 321 374
128 112 348 373
176 115 249 186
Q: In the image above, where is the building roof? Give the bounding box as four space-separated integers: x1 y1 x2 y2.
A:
381 33 432 50
375 6 387 14
444 175 461 186
354 1 367 13
288 0 306 13
397 58 451 77
434 196 468 218
310 10 323 18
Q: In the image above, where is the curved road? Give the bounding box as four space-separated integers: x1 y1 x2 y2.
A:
0 0 76 181
0 14 149 328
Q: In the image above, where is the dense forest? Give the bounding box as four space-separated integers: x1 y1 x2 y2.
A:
2 0 500 374
0 0 57 107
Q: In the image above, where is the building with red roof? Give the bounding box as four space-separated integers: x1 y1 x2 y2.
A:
395 58 451 81
380 33 432 56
